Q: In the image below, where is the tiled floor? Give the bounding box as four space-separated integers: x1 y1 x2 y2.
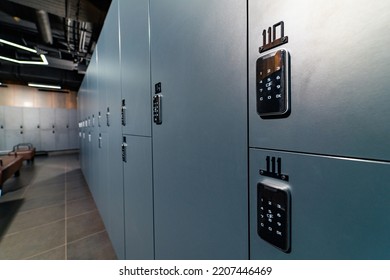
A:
0 152 117 260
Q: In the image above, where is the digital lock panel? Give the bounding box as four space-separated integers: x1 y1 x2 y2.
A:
256 49 290 117
257 181 291 253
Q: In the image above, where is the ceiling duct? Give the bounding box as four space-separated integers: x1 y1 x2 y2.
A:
36 10 53 45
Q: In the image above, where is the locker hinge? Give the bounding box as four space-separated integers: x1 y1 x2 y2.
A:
260 156 289 181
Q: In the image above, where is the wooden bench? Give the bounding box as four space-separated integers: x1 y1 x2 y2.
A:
8 143 36 164
0 155 23 197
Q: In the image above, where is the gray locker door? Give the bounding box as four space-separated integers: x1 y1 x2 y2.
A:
123 135 154 259
0 130 5 151
150 0 248 259
68 129 79 149
55 129 69 150
23 108 40 130
23 129 41 151
0 107 5 150
68 109 78 130
119 0 151 137
0 106 4 128
40 108 55 130
96 132 109 235
5 129 24 150
55 108 69 130
250 148 390 259
248 0 390 161
40 129 56 151
5 107 23 130
99 0 125 259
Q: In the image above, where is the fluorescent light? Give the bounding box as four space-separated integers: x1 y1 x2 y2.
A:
28 83 61 90
0 39 37 53
0 39 48 65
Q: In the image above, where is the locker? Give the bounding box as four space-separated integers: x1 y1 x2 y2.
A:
40 129 56 151
39 108 55 130
55 129 69 150
123 135 154 259
23 108 40 130
5 129 24 150
150 0 248 259
249 148 390 259
68 130 78 149
99 0 125 259
119 0 151 137
55 109 69 130
23 129 41 151
5 107 23 130
96 131 109 235
0 107 5 150
248 0 390 161
68 109 78 130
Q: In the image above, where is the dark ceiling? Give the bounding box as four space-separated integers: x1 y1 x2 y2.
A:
0 0 112 91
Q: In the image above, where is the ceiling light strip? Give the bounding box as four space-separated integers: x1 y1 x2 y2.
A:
0 38 48 65
0 39 37 53
28 83 61 90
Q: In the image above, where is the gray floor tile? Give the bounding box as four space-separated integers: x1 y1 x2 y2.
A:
27 246 65 260
66 197 97 218
24 183 65 198
18 191 65 213
4 204 65 236
67 210 105 243
67 231 117 260
0 220 65 260
66 186 91 202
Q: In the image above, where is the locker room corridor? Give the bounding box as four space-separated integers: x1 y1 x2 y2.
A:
0 153 116 260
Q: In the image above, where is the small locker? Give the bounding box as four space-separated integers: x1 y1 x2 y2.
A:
250 149 390 259
248 0 390 161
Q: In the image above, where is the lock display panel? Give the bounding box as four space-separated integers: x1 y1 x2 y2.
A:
256 49 289 117
257 181 291 252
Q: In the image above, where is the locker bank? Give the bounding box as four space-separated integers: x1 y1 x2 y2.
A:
0 0 389 259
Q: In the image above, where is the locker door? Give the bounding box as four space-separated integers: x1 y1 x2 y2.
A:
40 108 55 151
99 0 125 259
249 148 390 259
23 129 41 151
123 135 154 259
40 129 56 151
96 132 109 234
248 0 390 161
55 109 68 131
150 0 248 259
5 129 24 150
23 108 40 130
68 109 78 130
119 0 151 137
5 107 23 130
0 107 5 150
40 108 55 130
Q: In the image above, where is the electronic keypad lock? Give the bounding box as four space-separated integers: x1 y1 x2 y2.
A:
256 49 290 117
257 180 291 253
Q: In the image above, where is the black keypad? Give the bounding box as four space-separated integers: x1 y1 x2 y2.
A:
257 182 290 252
153 94 162 124
256 49 289 117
